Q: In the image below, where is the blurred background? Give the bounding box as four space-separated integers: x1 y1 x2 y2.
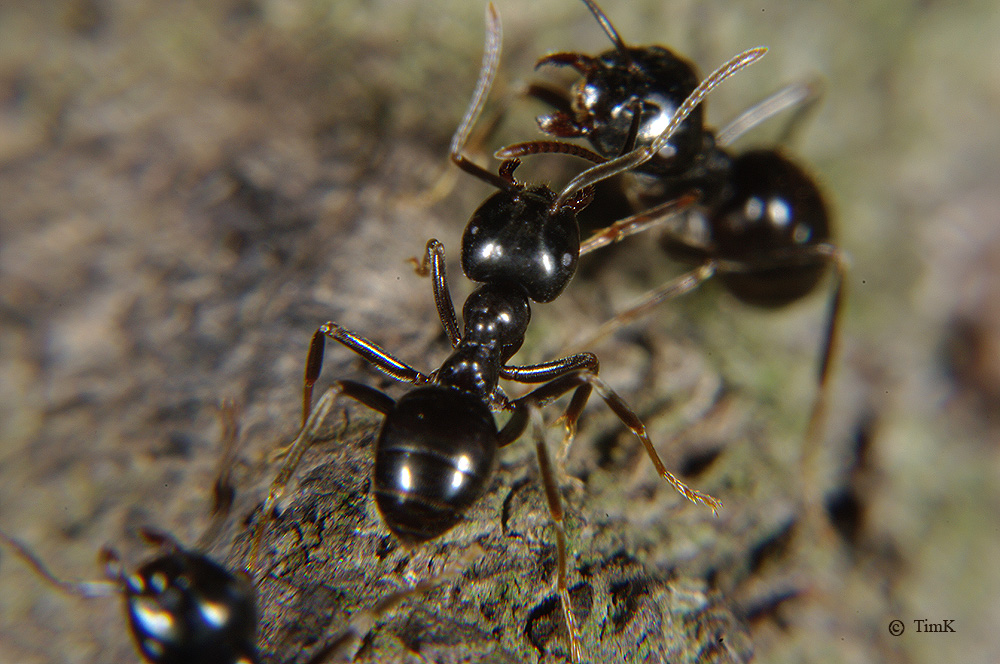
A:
0 0 998 662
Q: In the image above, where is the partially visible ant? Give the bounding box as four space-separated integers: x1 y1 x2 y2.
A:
250 5 765 662
503 0 847 459
0 402 257 664
0 403 460 664
0 527 260 664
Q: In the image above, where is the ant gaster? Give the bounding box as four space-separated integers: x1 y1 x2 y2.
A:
0 404 457 664
504 0 847 455
250 5 764 662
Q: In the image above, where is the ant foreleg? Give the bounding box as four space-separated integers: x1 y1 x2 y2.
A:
713 241 847 443
303 323 430 426
566 262 717 351
801 246 847 518
411 239 461 348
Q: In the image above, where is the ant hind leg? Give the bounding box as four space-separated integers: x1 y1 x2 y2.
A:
249 381 395 574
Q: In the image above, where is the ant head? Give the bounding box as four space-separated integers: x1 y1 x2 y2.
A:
550 46 768 212
373 387 499 544
461 164 581 303
538 45 704 176
120 546 259 664
708 149 831 307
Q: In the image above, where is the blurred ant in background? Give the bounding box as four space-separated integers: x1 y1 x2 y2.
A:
0 403 459 664
502 0 847 471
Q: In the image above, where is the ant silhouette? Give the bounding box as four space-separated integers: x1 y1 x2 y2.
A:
502 0 847 460
249 5 764 662
0 403 460 664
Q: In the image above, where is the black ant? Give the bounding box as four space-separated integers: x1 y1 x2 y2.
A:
0 403 458 664
249 5 764 662
503 0 847 457
0 403 256 664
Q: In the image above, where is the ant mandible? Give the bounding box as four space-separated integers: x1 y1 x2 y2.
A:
0 403 462 664
250 4 764 662
502 0 847 455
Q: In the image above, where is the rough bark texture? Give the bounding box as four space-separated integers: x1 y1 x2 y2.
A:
1 1 998 663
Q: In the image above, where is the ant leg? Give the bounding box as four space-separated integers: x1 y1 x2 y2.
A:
713 241 847 448
714 242 847 521
250 381 395 573
502 354 600 487
501 352 598 383
812 246 848 394
715 79 824 148
567 262 717 351
511 372 723 513
801 246 848 518
533 408 582 664
506 354 595 474
497 403 582 662
0 530 116 598
319 324 428 384
303 322 429 426
409 239 461 348
577 191 700 255
196 400 242 550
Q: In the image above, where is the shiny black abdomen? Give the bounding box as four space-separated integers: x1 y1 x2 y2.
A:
125 551 258 664
710 150 831 307
374 387 499 543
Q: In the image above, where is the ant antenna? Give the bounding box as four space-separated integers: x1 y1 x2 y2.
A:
0 530 116 599
449 3 512 192
714 79 821 147
495 139 607 165
554 45 767 209
580 0 631 62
